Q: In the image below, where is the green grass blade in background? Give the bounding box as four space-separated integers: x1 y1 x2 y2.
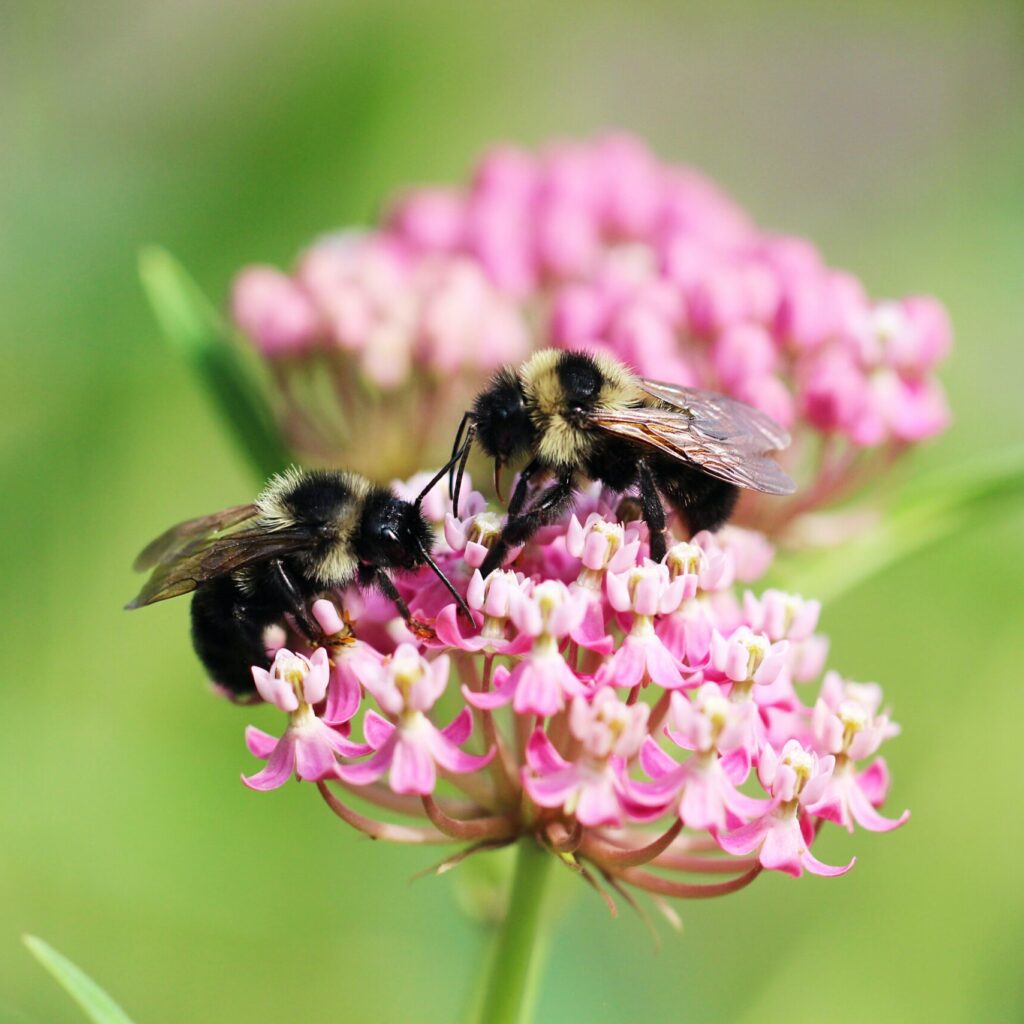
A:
779 445 1024 602
23 936 137 1024
138 247 292 481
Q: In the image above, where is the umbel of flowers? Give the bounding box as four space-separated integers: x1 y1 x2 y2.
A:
239 475 908 907
231 134 950 536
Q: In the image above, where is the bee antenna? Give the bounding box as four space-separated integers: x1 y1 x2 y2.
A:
450 421 475 519
416 541 474 622
447 411 476 513
413 435 474 510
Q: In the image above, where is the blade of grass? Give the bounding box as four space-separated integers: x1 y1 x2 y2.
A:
23 936 136 1024
138 246 292 480
777 445 1024 602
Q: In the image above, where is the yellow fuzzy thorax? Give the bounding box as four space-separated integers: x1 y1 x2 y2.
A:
255 467 370 586
519 349 642 468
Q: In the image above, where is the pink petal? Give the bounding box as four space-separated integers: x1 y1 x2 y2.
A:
440 707 473 745
718 814 771 857
363 710 396 750
293 730 340 781
525 728 570 774
335 736 396 786
680 773 728 831
523 767 579 808
801 848 856 877
571 600 614 654
324 661 362 725
848 778 909 832
857 757 891 805
241 734 295 791
427 726 495 774
720 774 771 821
719 746 751 785
245 725 278 760
513 661 564 717
463 663 517 709
599 638 646 688
640 736 679 779
322 723 371 759
576 777 622 827
643 636 685 688
758 817 805 876
390 734 437 795
434 605 487 651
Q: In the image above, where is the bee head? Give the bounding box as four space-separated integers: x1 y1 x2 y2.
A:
356 491 432 570
473 368 536 465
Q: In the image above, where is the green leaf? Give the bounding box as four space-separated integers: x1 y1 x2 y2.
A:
138 246 293 480
23 936 137 1024
777 445 1024 603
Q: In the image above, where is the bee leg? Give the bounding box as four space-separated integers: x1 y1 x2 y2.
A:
507 458 543 518
481 474 575 577
637 462 668 562
358 564 413 623
268 559 323 644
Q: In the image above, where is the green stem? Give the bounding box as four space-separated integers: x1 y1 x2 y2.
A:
476 837 554 1024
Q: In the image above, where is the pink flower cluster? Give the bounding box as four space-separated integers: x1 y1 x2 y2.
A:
240 475 907 906
231 135 950 522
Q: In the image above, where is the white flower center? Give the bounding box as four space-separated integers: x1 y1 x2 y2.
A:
666 542 703 578
468 512 503 548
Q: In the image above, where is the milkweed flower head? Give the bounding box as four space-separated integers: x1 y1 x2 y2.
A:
230 134 951 541
235 469 908 914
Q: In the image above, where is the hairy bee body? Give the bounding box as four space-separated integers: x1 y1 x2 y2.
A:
463 349 794 574
130 468 441 697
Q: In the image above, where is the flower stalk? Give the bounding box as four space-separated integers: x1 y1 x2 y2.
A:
477 837 555 1024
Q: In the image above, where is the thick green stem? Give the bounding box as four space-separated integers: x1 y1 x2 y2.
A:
476 837 554 1024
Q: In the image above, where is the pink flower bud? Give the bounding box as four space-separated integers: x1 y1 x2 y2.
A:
388 187 465 251
231 266 320 357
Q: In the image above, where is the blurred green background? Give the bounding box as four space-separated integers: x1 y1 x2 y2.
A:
3 1 1023 1021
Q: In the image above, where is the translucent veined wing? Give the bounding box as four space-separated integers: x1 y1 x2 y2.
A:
127 520 311 609
587 404 796 495
637 378 791 450
132 503 260 572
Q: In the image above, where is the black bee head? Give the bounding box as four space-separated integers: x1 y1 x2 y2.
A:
473 368 536 464
357 492 432 571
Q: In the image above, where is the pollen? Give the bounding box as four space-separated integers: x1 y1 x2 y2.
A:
666 541 704 578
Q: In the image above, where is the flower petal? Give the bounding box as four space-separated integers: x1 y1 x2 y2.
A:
440 706 473 746
293 728 341 781
525 728 570 774
245 725 278 760
390 734 437 794
523 767 579 808
335 736 396 786
242 734 295 791
363 710 396 750
848 777 909 832
801 848 856 877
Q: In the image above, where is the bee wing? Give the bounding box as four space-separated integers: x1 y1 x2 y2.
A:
132 503 260 572
587 406 796 495
126 525 310 609
637 378 791 450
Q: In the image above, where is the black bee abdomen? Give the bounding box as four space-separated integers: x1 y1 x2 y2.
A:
556 351 603 410
473 369 535 461
657 462 740 535
190 576 277 696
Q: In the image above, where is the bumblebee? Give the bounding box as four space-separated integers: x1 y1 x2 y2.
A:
449 349 795 575
127 465 470 696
